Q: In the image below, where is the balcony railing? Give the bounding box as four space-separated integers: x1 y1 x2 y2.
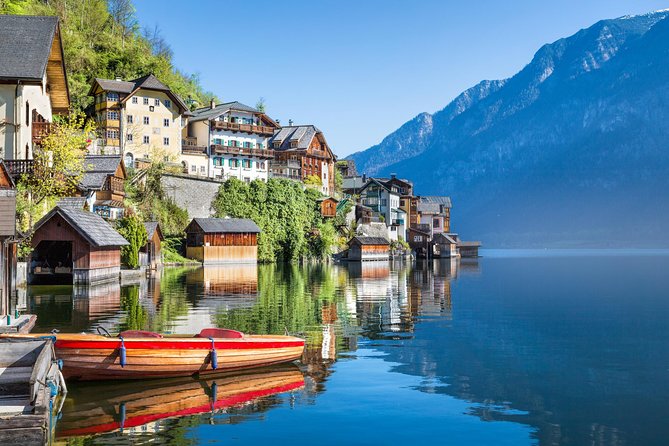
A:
270 172 302 181
210 144 274 159
32 121 52 145
211 121 275 136
102 176 125 195
4 159 35 179
181 137 207 155
272 159 301 169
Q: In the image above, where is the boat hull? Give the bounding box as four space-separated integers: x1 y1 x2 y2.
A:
4 333 305 381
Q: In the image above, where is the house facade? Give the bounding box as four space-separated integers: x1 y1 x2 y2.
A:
416 196 451 235
185 101 277 181
89 74 190 165
0 15 69 163
358 178 405 241
79 155 127 220
268 125 336 196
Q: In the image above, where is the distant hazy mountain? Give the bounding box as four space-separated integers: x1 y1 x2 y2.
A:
348 11 669 247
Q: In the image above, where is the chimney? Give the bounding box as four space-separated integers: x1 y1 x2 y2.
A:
362 174 367 183
210 98 216 109
391 173 397 179
276 119 281 125
288 119 293 126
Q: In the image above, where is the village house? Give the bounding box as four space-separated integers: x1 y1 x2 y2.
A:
347 236 390 262
141 222 163 269
416 196 452 234
0 15 69 168
433 233 459 258
29 206 128 285
0 161 18 319
79 155 127 220
89 74 190 164
383 175 416 230
358 178 406 241
268 125 336 196
184 100 278 181
185 218 261 264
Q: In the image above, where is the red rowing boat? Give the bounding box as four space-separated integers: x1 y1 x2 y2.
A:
3 328 305 381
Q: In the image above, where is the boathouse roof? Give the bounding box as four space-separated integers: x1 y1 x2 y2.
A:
143 222 163 240
33 206 129 247
187 218 261 234
350 236 390 246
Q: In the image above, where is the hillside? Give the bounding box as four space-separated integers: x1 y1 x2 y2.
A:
0 0 215 110
348 11 669 247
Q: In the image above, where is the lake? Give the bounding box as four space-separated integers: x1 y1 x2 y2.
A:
22 251 669 445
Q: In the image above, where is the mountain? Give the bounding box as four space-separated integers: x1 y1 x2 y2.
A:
348 11 669 247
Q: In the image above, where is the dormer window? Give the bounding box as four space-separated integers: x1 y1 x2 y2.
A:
273 141 280 148
290 141 298 148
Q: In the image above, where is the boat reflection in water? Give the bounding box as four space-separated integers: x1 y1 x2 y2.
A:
56 365 304 440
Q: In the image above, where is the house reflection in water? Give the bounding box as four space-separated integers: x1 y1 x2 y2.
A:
186 264 258 296
28 281 121 332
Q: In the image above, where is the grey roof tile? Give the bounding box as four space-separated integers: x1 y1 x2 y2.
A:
0 15 58 80
421 196 452 208
350 236 390 245
81 155 121 190
56 197 87 209
143 222 160 239
190 218 261 234
33 206 129 247
269 125 321 151
189 101 260 122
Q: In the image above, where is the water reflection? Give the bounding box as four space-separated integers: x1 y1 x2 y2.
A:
27 255 669 445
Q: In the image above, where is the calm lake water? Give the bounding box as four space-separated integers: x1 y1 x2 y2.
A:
22 251 669 445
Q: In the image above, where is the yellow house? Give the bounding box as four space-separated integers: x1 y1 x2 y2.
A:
89 74 191 167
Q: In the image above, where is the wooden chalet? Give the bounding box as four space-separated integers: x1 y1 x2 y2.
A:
347 236 390 262
80 155 127 220
0 161 18 320
141 222 163 269
185 218 261 264
29 206 129 285
317 197 339 218
407 226 432 258
268 125 337 196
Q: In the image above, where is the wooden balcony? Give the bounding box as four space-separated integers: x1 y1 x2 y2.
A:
3 159 35 180
181 137 208 155
102 176 125 195
211 121 275 136
272 159 301 169
210 144 274 159
32 121 52 145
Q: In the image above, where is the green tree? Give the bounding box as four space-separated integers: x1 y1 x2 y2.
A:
116 214 148 268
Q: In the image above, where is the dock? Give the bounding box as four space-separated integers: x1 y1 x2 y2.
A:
0 337 64 445
0 314 38 335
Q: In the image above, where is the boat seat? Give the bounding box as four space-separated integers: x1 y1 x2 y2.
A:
196 328 244 339
118 330 164 338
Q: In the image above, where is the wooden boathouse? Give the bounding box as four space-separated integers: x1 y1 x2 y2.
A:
433 233 459 258
185 218 261 264
29 206 129 284
347 236 390 261
141 222 163 269
0 161 18 322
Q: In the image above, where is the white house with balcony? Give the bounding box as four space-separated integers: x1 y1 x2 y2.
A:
184 101 278 182
358 178 406 241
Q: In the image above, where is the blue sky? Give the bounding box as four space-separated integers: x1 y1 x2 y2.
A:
135 0 668 157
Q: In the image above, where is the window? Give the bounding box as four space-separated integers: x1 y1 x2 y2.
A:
107 110 119 120
143 97 149 105
273 142 280 148
258 143 264 149
242 159 252 169
164 156 169 162
433 219 440 228
200 165 205 173
127 115 133 124
244 142 251 148
164 99 171 108
143 135 150 144
213 157 222 166
107 92 119 101
213 138 222 145
132 97 138 104
230 140 238 147
244 177 251 184
258 161 266 169
163 118 170 127
127 134 133 142
191 165 196 173
381 199 388 206
143 116 150 125
163 137 169 146
155 98 160 106
229 159 239 168
106 129 119 139
414 235 423 242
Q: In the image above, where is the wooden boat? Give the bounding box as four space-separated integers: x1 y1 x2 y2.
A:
0 338 66 446
56 365 304 438
3 328 305 381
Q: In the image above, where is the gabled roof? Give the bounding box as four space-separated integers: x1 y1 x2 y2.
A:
188 218 261 234
56 197 87 209
416 202 441 214
90 74 190 114
190 101 260 122
421 196 452 208
434 233 458 244
349 236 390 246
269 125 319 151
0 15 57 80
32 206 129 247
359 178 399 195
143 222 163 240
80 155 124 190
316 196 339 203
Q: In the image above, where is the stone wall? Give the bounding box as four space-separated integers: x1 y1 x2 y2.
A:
160 173 224 218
